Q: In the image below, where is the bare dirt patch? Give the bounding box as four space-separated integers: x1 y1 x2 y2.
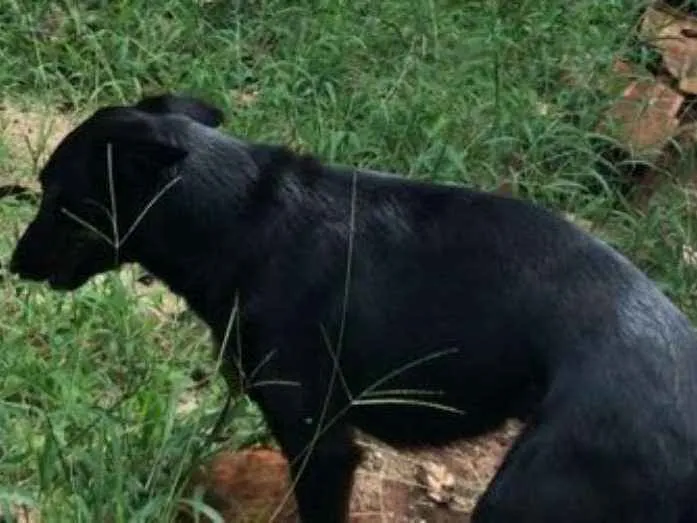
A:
178 421 522 522
0 100 78 188
351 421 521 522
0 503 41 523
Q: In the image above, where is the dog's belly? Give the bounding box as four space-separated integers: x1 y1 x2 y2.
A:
335 334 541 448
344 381 537 448
346 400 503 447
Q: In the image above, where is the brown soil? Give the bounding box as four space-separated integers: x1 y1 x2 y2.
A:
177 421 522 523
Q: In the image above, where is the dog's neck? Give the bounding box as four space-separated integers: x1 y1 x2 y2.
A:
130 140 310 334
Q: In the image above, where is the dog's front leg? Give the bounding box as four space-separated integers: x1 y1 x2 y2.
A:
287 423 361 523
247 377 361 522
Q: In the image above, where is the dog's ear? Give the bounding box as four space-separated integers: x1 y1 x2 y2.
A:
134 93 225 128
91 106 189 168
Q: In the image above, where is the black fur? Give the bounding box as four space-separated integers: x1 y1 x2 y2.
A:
134 93 225 128
9 94 697 522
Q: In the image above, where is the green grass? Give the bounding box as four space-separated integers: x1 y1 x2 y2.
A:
3 0 697 521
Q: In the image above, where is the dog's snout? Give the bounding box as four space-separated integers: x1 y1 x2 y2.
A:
8 254 17 274
7 220 51 280
8 249 23 275
7 243 51 282
8 240 30 276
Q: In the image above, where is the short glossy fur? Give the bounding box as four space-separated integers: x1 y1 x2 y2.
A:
9 94 697 522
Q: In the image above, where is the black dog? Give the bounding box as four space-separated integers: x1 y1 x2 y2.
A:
9 94 697 522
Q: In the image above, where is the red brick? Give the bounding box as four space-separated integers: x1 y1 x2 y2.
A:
599 78 683 156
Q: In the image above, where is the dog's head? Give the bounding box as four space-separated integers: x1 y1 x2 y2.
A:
9 94 224 291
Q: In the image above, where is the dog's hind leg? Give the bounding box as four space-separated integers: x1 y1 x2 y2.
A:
471 418 679 523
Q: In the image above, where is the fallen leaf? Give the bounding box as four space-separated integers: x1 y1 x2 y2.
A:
416 462 456 505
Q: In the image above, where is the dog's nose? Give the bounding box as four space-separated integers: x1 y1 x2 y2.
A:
7 249 43 281
8 243 28 275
